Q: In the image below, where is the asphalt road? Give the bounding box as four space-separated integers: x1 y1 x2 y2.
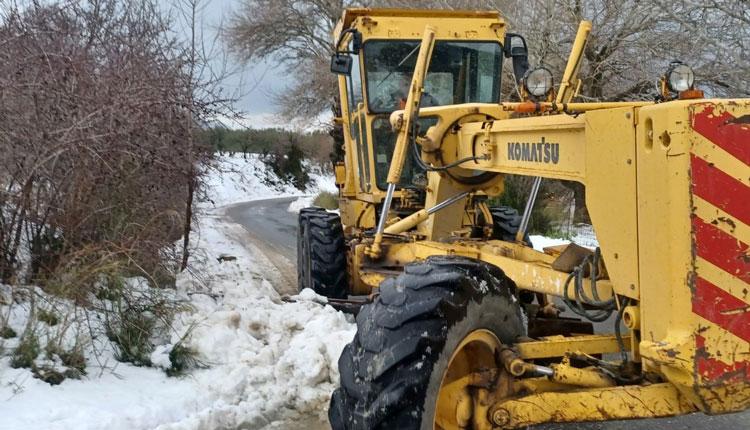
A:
226 196 299 260
227 197 749 430
225 196 300 295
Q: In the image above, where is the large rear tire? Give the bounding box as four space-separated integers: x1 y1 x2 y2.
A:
329 256 526 429
297 207 347 298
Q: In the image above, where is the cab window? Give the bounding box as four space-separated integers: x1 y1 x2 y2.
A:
363 40 503 113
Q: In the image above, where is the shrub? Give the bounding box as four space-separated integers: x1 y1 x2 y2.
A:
11 333 40 369
59 348 87 375
46 343 86 376
37 309 59 326
313 191 339 210
0 326 16 339
35 367 66 385
106 306 156 367
32 342 87 384
261 136 311 191
166 342 202 377
0 0 217 288
489 176 571 237
94 274 126 302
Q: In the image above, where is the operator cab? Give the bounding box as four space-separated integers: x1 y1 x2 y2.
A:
331 10 509 202
364 40 504 190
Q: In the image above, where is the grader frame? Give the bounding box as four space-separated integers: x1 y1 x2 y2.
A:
324 8 750 428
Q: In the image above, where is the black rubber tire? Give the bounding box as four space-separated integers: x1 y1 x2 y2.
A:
489 206 531 244
329 256 526 430
297 207 348 298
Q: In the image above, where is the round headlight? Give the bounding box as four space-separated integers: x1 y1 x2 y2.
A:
523 67 554 97
667 62 694 92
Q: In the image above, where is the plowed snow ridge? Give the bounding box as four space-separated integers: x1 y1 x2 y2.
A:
0 155 353 430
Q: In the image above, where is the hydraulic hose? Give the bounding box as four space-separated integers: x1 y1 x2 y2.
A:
562 247 616 322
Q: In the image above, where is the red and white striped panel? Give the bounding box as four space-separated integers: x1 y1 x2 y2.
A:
690 103 750 383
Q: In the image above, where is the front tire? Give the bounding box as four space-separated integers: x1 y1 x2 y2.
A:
329 256 526 429
489 206 530 243
297 207 347 298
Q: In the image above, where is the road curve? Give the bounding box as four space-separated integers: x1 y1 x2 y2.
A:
225 197 749 430
224 196 300 296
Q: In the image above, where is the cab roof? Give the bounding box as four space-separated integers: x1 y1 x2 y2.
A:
339 8 502 30
334 8 505 42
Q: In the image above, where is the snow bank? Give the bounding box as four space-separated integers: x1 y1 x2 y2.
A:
287 196 314 213
0 154 354 430
155 216 355 429
204 154 337 208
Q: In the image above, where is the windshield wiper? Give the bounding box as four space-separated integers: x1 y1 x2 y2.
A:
374 43 421 90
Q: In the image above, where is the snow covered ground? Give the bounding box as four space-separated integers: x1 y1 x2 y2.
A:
0 155 353 430
529 223 599 252
203 154 337 209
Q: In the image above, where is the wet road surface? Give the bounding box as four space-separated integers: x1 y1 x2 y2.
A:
225 196 299 295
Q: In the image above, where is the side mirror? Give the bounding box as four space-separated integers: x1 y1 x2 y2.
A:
504 33 530 84
330 53 353 75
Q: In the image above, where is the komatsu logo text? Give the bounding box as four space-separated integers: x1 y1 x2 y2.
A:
507 138 559 164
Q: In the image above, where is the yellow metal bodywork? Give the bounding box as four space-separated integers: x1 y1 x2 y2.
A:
333 9 508 221
368 24 436 258
331 7 750 428
357 239 615 301
357 100 750 418
555 21 591 104
491 383 696 428
516 334 630 359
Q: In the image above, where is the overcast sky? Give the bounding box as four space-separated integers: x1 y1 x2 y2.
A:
170 0 291 127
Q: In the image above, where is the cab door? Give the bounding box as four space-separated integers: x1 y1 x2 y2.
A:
344 44 372 194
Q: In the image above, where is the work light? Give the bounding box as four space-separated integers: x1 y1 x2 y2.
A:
666 62 695 92
523 67 553 97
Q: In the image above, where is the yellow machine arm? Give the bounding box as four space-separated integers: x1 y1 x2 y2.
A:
556 21 591 104
368 25 436 258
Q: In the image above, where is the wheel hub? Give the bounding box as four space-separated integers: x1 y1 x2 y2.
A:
434 329 514 430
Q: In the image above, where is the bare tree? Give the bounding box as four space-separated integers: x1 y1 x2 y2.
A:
0 0 227 289
653 0 749 97
226 0 345 121
226 1 505 121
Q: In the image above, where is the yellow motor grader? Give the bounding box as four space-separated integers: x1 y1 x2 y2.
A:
295 8 750 429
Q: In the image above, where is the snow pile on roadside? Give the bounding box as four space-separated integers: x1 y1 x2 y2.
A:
287 195 315 213
0 215 355 430
205 154 337 208
0 155 354 430
156 215 355 429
